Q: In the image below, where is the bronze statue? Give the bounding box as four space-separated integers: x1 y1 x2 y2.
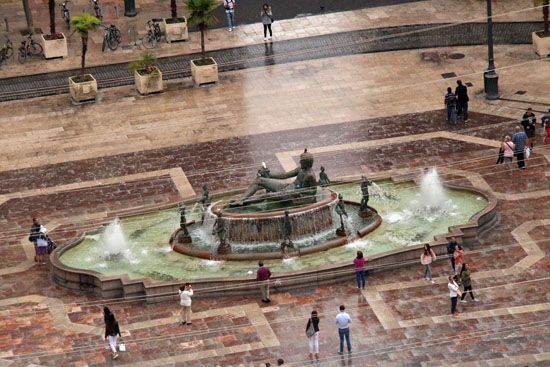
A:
212 209 230 254
236 149 317 206
318 166 330 187
197 184 210 223
178 203 189 237
359 176 373 217
280 210 295 253
335 194 348 236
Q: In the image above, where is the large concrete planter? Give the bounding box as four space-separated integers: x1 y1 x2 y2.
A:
40 33 68 59
191 57 218 86
532 31 550 57
68 74 97 103
163 18 188 43
134 67 163 95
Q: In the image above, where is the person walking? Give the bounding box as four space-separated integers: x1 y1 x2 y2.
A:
455 80 469 122
512 126 528 170
420 244 437 283
448 276 461 317
444 87 458 124
521 108 536 149
353 251 367 289
257 261 272 303
446 237 458 273
501 136 515 171
179 283 193 325
541 109 550 144
460 263 477 303
104 307 122 359
28 217 42 262
223 0 236 31
261 3 273 41
453 244 465 275
306 310 320 359
335 305 351 354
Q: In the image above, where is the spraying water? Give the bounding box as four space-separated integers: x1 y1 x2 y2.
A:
100 218 128 256
419 168 447 209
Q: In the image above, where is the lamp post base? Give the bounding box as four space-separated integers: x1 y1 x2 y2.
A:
484 71 500 100
124 0 137 17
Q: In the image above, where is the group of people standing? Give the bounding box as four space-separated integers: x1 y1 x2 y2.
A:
222 1 275 41
444 80 470 124
498 108 550 171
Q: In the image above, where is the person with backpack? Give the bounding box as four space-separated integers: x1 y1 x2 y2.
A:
223 0 236 32
444 87 457 124
305 310 320 359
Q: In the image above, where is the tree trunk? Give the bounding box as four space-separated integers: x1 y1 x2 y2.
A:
171 0 177 19
22 0 34 31
544 0 549 34
81 34 88 71
200 25 205 60
49 0 56 34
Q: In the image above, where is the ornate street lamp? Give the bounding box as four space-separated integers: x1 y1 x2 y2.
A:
484 0 500 100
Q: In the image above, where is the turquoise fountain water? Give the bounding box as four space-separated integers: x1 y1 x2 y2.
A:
60 177 487 282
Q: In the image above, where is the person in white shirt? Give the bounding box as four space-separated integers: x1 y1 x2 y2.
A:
179 283 193 325
448 276 461 317
223 0 236 31
335 305 351 354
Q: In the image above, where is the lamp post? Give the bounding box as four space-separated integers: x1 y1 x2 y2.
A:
124 0 137 17
484 0 499 100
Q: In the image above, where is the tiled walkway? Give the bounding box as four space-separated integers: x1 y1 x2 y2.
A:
0 0 549 366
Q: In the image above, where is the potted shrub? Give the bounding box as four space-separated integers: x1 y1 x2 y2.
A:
164 0 188 43
128 53 163 95
41 0 68 59
533 0 550 57
186 0 218 86
69 13 101 103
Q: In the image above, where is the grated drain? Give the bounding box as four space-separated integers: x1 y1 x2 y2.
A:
449 53 465 60
441 72 457 79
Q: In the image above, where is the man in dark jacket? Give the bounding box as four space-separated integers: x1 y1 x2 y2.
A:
455 80 469 122
446 236 458 273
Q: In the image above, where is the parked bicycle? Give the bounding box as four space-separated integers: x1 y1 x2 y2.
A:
91 0 103 20
60 0 71 30
142 19 163 49
0 36 13 67
18 34 43 64
102 24 122 52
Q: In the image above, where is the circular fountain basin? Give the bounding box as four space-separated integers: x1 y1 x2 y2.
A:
51 179 497 300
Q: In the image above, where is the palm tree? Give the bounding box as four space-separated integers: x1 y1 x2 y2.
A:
535 0 549 35
185 0 218 61
49 0 56 34
71 13 101 72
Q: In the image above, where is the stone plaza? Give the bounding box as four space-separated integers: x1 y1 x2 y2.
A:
0 0 549 366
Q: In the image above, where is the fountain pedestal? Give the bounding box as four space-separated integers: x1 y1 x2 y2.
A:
336 228 348 237
217 242 232 255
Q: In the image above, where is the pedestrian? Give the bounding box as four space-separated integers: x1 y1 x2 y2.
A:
104 307 122 359
223 0 236 31
335 305 351 354
453 244 465 275
541 109 550 144
455 80 469 122
444 87 458 124
420 244 437 283
306 310 320 359
179 283 193 325
353 251 367 289
459 263 477 303
261 3 273 41
521 108 536 149
448 275 461 317
512 126 528 170
501 135 515 171
28 217 41 262
446 236 458 273
34 223 49 264
257 261 272 303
